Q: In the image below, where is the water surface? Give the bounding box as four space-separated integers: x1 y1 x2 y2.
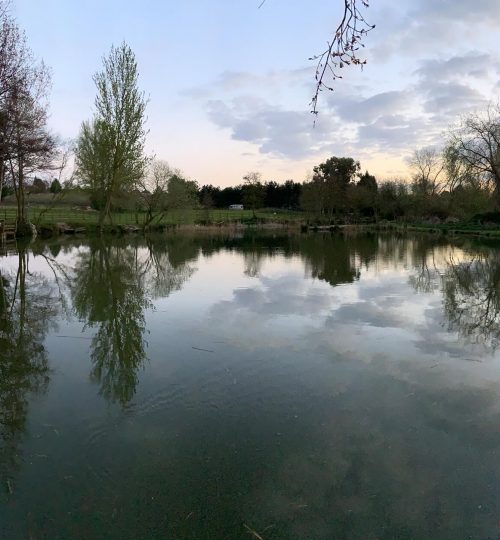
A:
2 231 500 539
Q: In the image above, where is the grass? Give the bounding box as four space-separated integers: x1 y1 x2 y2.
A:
375 221 500 238
0 205 304 228
4 202 500 239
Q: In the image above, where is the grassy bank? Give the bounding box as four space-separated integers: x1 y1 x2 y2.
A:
0 205 304 228
4 202 500 240
370 221 500 239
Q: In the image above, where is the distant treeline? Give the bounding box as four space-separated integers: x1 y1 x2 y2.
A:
198 180 302 210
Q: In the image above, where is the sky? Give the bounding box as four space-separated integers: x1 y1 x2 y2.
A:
11 0 500 187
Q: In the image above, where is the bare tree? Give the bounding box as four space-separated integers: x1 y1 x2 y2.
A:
0 6 55 234
242 171 264 217
407 147 445 197
135 160 198 228
136 160 174 227
32 140 75 227
4 69 55 235
0 2 25 204
449 103 500 203
443 142 485 193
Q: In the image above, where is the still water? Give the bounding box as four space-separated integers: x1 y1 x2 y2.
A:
2 231 500 539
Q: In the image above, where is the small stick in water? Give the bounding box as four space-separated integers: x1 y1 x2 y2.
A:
243 524 264 540
192 347 214 353
6 480 13 495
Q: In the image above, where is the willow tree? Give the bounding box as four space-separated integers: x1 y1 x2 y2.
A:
75 43 148 225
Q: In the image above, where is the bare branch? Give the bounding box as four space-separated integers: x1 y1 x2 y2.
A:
310 0 375 116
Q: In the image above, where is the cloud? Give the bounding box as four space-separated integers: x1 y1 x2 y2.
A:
371 0 500 60
184 67 314 99
414 52 500 84
206 97 348 159
333 52 495 153
210 273 336 320
412 53 498 117
195 27 498 167
357 116 433 151
409 0 500 25
330 90 413 123
420 82 487 116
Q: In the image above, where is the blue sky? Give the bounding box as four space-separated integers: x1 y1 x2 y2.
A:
12 0 500 186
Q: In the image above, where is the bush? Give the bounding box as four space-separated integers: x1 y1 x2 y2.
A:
470 211 500 224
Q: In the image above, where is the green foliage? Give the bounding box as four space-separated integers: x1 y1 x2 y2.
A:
30 177 48 193
314 156 361 188
167 174 199 210
358 171 377 193
49 178 62 194
1 184 13 198
242 172 264 215
75 43 148 225
300 156 364 221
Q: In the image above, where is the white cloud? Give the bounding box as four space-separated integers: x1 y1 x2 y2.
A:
206 97 349 160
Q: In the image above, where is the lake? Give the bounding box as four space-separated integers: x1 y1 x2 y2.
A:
2 231 500 539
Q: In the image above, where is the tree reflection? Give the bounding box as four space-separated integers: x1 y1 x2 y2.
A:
0 249 58 495
143 235 196 298
190 231 380 286
442 253 500 347
70 236 197 405
409 242 500 348
71 238 151 405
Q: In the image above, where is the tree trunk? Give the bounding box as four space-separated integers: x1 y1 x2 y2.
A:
14 157 35 238
99 191 113 228
0 160 4 204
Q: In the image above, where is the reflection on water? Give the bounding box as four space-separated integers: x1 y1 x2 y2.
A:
0 249 58 496
70 238 153 405
2 232 500 538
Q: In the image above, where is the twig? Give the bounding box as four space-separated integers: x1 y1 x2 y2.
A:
192 346 214 353
243 524 265 540
310 0 375 116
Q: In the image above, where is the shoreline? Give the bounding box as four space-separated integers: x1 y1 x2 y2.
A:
4 218 500 243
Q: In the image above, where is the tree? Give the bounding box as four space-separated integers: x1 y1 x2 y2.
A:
449 104 500 204
358 170 377 193
0 4 55 235
376 180 409 220
242 171 264 216
166 173 199 211
300 178 325 219
31 176 47 193
135 160 194 228
408 147 445 198
49 178 62 193
352 171 377 218
312 156 360 219
75 42 148 225
441 142 491 217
